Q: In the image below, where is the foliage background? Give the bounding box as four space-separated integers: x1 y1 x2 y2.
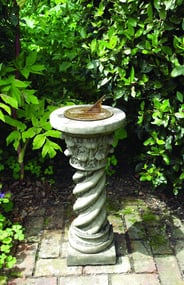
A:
0 0 184 194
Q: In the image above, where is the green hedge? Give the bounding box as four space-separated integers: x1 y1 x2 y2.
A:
77 0 184 194
1 0 184 194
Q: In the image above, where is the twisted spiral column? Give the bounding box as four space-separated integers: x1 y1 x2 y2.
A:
63 133 114 254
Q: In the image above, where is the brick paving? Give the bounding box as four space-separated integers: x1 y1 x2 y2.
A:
7 196 184 285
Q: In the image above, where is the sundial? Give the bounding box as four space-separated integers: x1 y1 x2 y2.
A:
50 97 126 266
64 96 113 121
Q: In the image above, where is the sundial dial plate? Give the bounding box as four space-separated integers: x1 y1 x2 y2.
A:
64 106 113 121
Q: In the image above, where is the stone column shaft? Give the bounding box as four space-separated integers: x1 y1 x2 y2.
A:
63 133 114 259
50 105 126 266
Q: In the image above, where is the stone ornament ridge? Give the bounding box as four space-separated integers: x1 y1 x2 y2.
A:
63 133 114 171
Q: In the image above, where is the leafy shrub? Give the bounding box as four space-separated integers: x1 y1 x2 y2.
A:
77 0 184 194
1 0 184 194
20 1 94 101
0 192 24 270
0 54 62 180
0 0 62 180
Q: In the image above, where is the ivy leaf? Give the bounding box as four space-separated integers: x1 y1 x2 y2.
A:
176 91 183 103
154 0 161 11
97 77 109 88
95 2 105 17
108 35 118 49
175 111 184 119
17 0 26 8
163 154 170 165
164 0 176 10
128 17 137 27
147 3 153 19
22 16 35 28
113 128 127 147
130 66 135 83
91 39 97 53
144 137 154 146
87 60 99 70
171 65 184 77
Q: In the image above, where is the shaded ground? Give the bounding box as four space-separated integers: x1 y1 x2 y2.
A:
1 138 184 224
0 153 184 284
1 161 183 285
3 155 184 225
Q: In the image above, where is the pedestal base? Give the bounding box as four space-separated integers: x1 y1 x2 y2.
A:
67 242 116 266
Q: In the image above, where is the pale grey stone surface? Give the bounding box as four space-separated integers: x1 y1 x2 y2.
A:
11 197 184 285
130 240 156 273
15 243 38 277
35 258 82 276
175 240 184 275
83 256 131 274
50 105 126 135
67 242 116 266
59 275 109 285
155 255 183 285
111 273 160 285
38 230 62 258
8 277 58 285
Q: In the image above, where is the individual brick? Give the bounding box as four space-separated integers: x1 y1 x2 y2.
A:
39 230 62 258
130 240 156 273
155 255 183 285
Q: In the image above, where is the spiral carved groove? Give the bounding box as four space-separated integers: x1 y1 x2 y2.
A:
69 168 113 254
63 133 114 254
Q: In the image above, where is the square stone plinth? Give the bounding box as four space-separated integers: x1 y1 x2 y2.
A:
67 242 116 266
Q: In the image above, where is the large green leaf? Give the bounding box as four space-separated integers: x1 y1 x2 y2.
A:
26 52 37 66
0 110 5 122
12 79 30 88
22 127 37 142
4 116 26 131
44 130 61 138
32 134 46 150
6 131 21 146
0 103 11 115
0 94 18 109
42 139 61 158
171 65 184 77
24 94 39 104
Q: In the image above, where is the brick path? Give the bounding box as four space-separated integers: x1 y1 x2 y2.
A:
7 196 184 285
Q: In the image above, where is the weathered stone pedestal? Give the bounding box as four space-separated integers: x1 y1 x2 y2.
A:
50 105 126 266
